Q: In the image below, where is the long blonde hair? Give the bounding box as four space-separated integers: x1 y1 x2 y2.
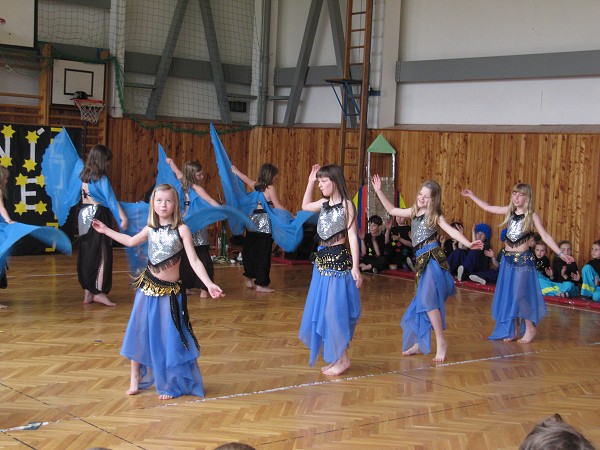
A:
410 180 443 229
147 184 183 229
500 183 535 232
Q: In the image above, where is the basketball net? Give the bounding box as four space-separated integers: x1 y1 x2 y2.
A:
74 99 105 124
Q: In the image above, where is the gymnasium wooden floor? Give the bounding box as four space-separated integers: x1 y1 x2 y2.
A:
1 250 599 450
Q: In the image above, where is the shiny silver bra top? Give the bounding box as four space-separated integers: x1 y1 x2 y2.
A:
317 202 346 242
411 214 437 248
148 225 184 266
505 213 532 246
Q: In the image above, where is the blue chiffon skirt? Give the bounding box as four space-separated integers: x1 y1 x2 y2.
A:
121 289 204 398
401 251 455 355
298 265 361 366
489 251 547 340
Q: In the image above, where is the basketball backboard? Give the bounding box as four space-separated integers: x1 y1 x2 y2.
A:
51 59 106 106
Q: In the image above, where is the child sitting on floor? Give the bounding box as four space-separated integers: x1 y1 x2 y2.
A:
581 239 600 301
533 240 579 298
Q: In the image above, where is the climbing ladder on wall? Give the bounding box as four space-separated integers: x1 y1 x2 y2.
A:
328 0 373 196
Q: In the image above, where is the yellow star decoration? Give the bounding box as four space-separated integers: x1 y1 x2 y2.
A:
23 159 37 172
14 202 28 215
0 155 12 167
35 201 47 215
36 174 45 187
26 130 40 144
15 173 28 187
1 125 16 138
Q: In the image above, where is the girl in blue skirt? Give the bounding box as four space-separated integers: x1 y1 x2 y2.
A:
461 184 573 343
299 164 362 376
373 175 482 362
92 184 223 400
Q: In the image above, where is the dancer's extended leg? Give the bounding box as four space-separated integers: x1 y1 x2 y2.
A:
427 308 448 362
127 361 141 395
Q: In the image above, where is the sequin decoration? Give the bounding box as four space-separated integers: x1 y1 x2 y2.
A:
411 214 437 248
148 226 184 266
317 202 346 241
250 211 271 233
78 204 98 235
192 228 209 246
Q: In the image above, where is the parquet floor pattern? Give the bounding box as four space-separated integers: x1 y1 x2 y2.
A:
1 250 599 449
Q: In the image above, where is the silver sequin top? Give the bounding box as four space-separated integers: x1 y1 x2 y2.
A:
411 214 437 248
505 213 531 246
148 225 184 266
249 201 272 234
78 204 98 235
192 228 209 246
317 202 346 242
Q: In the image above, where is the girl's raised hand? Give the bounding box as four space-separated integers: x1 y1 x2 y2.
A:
372 174 382 192
308 164 320 182
461 189 473 197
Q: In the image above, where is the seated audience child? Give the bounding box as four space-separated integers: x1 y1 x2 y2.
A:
468 228 507 285
581 239 600 301
385 215 414 271
534 240 579 298
551 240 581 284
453 223 492 281
440 221 466 258
359 215 388 273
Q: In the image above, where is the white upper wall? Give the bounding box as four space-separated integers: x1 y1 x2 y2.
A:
271 0 600 126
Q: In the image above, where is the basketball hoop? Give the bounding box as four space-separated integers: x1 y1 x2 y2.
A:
74 98 105 124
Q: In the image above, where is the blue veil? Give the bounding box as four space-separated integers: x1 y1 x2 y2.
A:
209 124 316 252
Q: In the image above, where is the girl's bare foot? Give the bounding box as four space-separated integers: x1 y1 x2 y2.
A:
0 303 7 309
244 278 254 288
93 293 116 307
127 376 140 395
321 362 335 373
503 335 518 342
256 285 274 293
199 290 209 298
158 394 174 400
432 339 448 362
322 357 351 376
402 343 421 356
186 289 194 295
83 290 93 304
518 326 537 344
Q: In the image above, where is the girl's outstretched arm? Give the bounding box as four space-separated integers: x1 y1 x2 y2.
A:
92 219 148 247
231 165 256 189
345 199 363 289
372 175 412 218
460 189 508 215
302 164 326 212
532 212 574 263
192 185 220 206
165 157 184 180
179 224 224 298
439 215 483 250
